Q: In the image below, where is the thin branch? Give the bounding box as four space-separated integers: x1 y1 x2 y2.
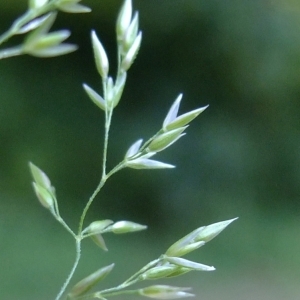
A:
55 239 81 300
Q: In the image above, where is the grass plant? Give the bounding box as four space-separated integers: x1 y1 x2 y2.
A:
0 1 237 299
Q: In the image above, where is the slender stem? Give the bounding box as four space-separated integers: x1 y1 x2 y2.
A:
69 257 161 300
117 45 122 77
91 258 160 299
78 74 124 234
102 107 113 178
78 177 107 234
100 288 139 298
54 102 124 299
55 238 81 300
55 113 122 298
97 285 137 299
56 215 76 238
76 289 138 300
102 79 109 178
64 109 126 299
52 194 60 216
122 258 160 285
78 159 126 235
49 194 76 238
78 80 110 234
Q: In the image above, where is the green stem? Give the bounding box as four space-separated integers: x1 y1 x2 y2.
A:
76 289 139 300
78 74 126 234
78 159 126 235
100 288 139 298
54 105 119 298
78 177 107 234
70 257 161 300
55 238 81 300
122 258 160 286
56 215 76 238
54 105 124 299
101 78 109 178
78 78 111 234
102 107 113 178
50 194 75 238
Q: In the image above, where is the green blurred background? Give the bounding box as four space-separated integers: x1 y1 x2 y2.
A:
0 0 300 299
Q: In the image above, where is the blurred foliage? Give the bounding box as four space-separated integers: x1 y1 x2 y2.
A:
0 0 300 299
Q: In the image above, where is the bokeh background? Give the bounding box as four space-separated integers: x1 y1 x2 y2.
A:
0 0 300 299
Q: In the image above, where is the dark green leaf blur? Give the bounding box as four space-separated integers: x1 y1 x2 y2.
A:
0 0 299 299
